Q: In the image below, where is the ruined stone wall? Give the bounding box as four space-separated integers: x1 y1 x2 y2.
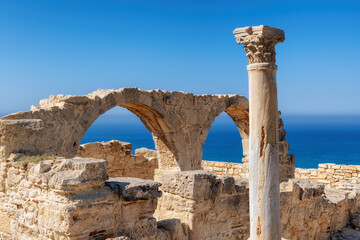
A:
201 160 248 178
0 88 249 171
280 179 360 239
1 155 360 239
155 171 250 239
201 113 294 183
155 171 360 240
76 140 158 180
0 156 162 240
295 163 360 188
202 154 294 183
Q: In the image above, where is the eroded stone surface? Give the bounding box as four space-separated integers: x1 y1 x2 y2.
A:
330 214 360 240
76 140 158 180
157 218 188 240
0 157 162 240
156 172 360 240
296 163 360 188
106 177 162 201
0 88 249 171
1 87 358 240
233 25 285 64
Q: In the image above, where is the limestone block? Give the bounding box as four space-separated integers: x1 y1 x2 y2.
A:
106 177 161 201
324 188 348 204
156 218 187 240
319 164 328 168
326 169 336 174
318 173 327 179
117 217 157 240
48 158 108 192
234 178 249 190
217 176 236 195
160 171 221 200
345 173 353 178
76 141 159 180
332 165 341 170
347 165 358 171
156 228 170 240
291 179 325 200
135 148 157 159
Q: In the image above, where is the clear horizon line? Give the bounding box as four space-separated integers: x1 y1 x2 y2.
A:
1 111 360 119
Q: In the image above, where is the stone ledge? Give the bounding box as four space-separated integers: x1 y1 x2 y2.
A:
48 157 108 192
159 170 248 200
280 179 325 201
106 177 162 201
160 170 221 200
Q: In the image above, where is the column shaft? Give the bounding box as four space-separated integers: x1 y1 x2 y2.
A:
248 63 281 240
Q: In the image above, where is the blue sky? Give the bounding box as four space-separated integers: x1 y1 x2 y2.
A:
0 0 359 116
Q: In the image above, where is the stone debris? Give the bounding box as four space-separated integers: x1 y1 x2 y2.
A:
350 214 360 229
330 214 360 240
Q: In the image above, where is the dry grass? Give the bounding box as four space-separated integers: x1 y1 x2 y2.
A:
15 154 56 168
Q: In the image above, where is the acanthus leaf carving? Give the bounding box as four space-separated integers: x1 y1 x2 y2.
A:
233 25 285 64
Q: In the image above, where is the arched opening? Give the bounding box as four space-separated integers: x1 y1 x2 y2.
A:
77 106 159 180
202 112 244 163
80 107 155 151
201 105 249 177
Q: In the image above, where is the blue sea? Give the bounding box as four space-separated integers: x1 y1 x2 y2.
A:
80 109 360 169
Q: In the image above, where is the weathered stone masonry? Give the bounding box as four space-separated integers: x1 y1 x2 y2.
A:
1 24 359 239
155 170 360 240
0 157 162 239
296 163 360 188
76 140 158 180
1 86 359 239
0 87 283 240
0 88 250 172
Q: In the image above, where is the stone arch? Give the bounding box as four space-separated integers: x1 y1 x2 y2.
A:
1 88 271 173
0 88 181 165
225 106 250 162
197 96 249 165
0 88 293 179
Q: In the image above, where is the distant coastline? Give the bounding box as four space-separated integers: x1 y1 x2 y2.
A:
2 111 359 169
80 112 360 169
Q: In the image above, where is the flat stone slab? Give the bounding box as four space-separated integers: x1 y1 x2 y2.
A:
291 178 325 200
106 177 162 201
325 187 348 204
48 157 108 192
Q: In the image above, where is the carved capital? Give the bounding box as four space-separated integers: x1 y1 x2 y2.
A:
233 25 285 64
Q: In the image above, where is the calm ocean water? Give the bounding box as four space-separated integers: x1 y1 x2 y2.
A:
80 110 360 169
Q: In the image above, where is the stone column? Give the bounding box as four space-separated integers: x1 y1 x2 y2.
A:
233 25 285 240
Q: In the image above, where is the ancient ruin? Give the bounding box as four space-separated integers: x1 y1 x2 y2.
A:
0 25 360 240
234 25 284 240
